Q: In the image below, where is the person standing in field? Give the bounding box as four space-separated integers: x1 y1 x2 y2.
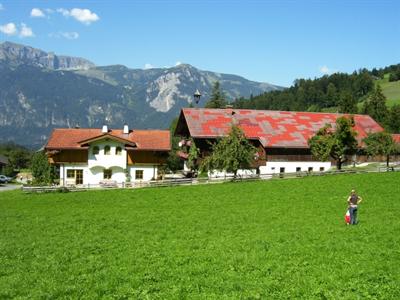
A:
347 189 363 225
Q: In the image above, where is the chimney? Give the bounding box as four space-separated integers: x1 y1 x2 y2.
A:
123 124 129 134
102 125 108 133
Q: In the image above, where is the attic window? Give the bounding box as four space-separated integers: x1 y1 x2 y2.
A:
116 147 122 155
104 145 111 155
93 146 99 155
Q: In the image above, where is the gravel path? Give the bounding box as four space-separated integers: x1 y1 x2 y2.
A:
0 184 21 192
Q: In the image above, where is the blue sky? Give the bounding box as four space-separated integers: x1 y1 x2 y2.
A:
1 0 399 87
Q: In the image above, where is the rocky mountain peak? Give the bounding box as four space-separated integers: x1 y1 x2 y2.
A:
0 41 95 70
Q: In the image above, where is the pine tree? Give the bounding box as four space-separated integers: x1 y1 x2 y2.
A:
205 81 227 108
387 105 400 133
362 84 388 124
325 83 337 107
338 91 358 114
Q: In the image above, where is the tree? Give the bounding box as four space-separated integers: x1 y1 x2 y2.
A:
165 117 183 172
338 91 358 114
308 116 358 170
31 151 54 185
324 82 337 107
387 105 400 133
363 132 397 167
200 125 256 177
388 73 398 82
186 138 200 172
362 84 388 124
205 81 227 108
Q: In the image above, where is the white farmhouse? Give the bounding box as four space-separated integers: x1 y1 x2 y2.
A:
45 125 170 186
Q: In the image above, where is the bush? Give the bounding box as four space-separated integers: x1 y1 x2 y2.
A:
388 73 398 82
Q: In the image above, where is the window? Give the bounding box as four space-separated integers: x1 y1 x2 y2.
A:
115 146 122 155
104 169 112 179
308 167 313 172
104 145 111 155
320 167 325 172
280 167 285 173
135 170 144 180
67 169 75 178
66 169 83 184
92 146 99 155
296 167 301 172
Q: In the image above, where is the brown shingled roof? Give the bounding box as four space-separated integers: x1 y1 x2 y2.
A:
45 128 171 151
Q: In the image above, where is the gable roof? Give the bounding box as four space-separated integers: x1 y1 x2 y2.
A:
176 108 384 148
78 133 137 147
46 128 171 151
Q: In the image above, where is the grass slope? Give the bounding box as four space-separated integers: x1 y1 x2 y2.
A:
377 75 400 107
1 173 400 299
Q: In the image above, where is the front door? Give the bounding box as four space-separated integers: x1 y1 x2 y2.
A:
75 169 83 184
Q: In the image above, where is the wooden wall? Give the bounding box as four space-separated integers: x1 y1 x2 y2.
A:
48 150 88 164
127 151 168 165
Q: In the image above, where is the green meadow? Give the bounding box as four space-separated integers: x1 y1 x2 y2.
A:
1 172 400 299
377 75 400 106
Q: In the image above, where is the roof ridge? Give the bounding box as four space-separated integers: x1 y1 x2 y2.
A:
183 107 370 117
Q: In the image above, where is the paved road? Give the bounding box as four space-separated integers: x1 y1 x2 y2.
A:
0 184 21 192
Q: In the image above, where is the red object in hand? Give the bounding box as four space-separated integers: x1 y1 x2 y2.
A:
345 210 350 224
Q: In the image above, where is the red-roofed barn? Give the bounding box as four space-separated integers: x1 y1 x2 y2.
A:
45 125 170 186
175 108 385 175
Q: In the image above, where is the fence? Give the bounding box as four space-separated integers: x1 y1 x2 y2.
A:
21 166 400 193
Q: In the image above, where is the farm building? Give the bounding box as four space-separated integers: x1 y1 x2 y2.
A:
45 125 170 186
174 108 388 175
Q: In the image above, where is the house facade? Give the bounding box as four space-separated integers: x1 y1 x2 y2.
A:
174 108 385 175
45 125 170 186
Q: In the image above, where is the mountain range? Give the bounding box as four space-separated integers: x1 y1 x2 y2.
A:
0 41 282 148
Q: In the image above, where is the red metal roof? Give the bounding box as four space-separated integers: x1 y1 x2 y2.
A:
392 134 400 144
179 108 384 148
46 128 171 151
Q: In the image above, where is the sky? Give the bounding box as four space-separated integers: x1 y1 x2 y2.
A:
0 0 399 87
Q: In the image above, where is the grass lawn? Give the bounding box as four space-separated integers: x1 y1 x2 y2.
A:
376 75 400 107
1 173 400 299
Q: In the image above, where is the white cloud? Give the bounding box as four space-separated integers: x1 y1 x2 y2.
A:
31 8 45 17
45 8 54 14
49 31 79 40
57 8 99 25
0 22 17 35
56 8 69 17
62 31 79 39
0 3 4 10
175 61 182 66
319 65 336 75
19 23 34 37
144 63 154 69
0 22 34 38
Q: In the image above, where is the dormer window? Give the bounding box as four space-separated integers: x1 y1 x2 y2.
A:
104 145 111 155
116 146 122 155
92 146 99 155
